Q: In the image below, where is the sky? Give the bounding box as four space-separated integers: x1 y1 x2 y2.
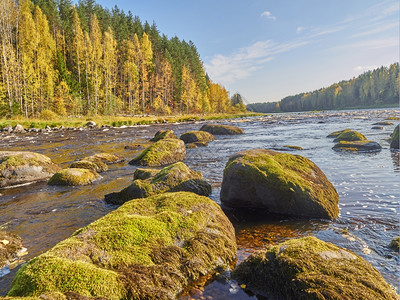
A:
95 0 399 104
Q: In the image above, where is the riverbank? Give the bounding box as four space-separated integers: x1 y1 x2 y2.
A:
0 112 263 130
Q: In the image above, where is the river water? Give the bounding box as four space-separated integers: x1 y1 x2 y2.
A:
0 108 398 298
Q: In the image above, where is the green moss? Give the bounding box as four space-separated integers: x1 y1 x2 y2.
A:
8 256 126 299
327 128 351 138
150 130 177 142
233 236 397 300
133 168 159 180
221 149 339 219
283 145 303 150
390 125 399 149
200 124 244 135
333 130 366 142
105 162 208 204
389 237 399 252
70 160 108 173
179 131 215 144
129 138 186 167
48 168 101 186
9 192 236 299
0 152 51 171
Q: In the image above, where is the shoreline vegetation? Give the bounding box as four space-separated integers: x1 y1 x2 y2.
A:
247 63 399 113
0 112 262 130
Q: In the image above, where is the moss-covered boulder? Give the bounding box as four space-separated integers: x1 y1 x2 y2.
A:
333 130 366 142
83 153 124 165
129 138 186 167
390 125 399 150
0 230 26 274
332 141 382 153
0 151 60 188
327 128 351 138
105 162 211 204
133 168 159 180
70 160 108 173
48 168 102 186
373 121 393 126
8 192 237 299
389 237 399 252
200 124 244 135
220 149 339 220
233 236 397 300
150 130 177 142
180 131 215 144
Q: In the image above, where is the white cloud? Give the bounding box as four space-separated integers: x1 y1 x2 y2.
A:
261 11 276 20
296 26 305 34
205 40 309 84
350 21 398 38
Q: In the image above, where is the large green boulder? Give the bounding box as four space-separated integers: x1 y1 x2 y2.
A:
220 149 339 220
0 151 60 188
48 168 102 186
200 124 244 135
327 128 351 138
70 160 108 173
332 130 366 142
105 162 211 204
233 236 397 300
332 141 382 153
390 125 399 150
180 131 215 144
129 138 186 167
8 192 237 299
150 130 177 142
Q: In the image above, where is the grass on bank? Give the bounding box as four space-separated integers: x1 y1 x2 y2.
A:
0 112 262 130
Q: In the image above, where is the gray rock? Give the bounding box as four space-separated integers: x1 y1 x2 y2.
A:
12 124 24 133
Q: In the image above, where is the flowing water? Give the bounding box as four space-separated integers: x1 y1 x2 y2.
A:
0 108 398 298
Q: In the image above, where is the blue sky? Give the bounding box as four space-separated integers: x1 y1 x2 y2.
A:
95 0 399 104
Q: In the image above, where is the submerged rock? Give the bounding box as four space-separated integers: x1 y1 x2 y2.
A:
389 237 399 252
332 140 382 153
200 124 244 135
105 162 211 204
8 192 237 299
0 151 60 188
83 153 124 165
371 126 384 130
390 125 399 150
150 129 177 142
48 168 102 186
373 121 393 126
180 131 215 144
0 230 26 276
233 236 397 300
129 138 186 167
220 149 339 220
333 129 366 142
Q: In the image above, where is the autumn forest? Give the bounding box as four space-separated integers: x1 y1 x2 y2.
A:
0 0 246 119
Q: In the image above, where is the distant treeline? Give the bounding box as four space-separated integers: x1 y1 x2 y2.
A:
0 0 241 118
247 63 399 113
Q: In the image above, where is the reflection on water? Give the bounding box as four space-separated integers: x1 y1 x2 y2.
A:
0 108 399 297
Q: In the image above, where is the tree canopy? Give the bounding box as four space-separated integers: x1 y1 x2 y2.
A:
0 0 240 117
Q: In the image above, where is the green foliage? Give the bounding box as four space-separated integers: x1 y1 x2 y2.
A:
39 109 58 121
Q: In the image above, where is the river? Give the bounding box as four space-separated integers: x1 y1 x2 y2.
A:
0 108 398 298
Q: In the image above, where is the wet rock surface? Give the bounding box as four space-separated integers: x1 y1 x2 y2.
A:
220 149 339 220
0 151 60 188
